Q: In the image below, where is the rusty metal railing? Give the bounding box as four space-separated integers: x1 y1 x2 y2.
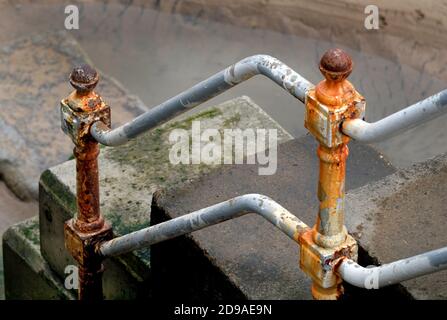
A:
60 49 447 300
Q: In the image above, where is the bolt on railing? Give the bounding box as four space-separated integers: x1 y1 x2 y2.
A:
60 49 447 300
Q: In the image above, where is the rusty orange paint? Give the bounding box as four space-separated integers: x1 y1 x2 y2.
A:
62 64 113 300
73 140 105 232
298 229 326 283
298 227 349 300
68 72 107 233
311 282 343 300
68 90 103 110
305 49 365 148
309 48 364 249
314 144 348 248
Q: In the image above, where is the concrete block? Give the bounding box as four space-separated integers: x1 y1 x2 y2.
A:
38 96 293 299
2 217 74 300
346 153 447 299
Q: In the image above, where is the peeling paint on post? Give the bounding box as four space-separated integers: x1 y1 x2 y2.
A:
61 64 113 300
301 48 363 299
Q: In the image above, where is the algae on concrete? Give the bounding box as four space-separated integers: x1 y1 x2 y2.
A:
3 217 75 300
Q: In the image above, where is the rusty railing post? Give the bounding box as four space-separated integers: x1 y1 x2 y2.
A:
299 49 365 300
60 65 113 300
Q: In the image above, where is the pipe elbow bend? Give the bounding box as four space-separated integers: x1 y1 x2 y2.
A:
342 119 378 143
337 259 375 288
237 193 277 214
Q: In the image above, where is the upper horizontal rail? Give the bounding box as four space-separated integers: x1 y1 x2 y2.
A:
99 193 309 257
91 54 313 146
90 53 447 146
342 90 447 143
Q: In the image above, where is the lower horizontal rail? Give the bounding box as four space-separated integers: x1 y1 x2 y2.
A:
99 194 309 257
338 246 447 289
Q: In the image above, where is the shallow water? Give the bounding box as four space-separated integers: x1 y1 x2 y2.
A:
1 2 446 168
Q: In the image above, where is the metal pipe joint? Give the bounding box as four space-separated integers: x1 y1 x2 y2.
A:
299 228 357 300
304 49 365 149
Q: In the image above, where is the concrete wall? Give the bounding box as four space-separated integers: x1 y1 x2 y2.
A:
125 0 447 82
5 0 444 81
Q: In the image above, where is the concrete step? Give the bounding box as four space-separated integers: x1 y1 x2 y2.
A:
2 217 74 300
0 30 147 201
345 154 447 299
0 182 38 299
22 96 292 299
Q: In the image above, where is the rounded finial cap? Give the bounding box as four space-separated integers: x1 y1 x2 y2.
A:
69 64 99 94
319 48 353 81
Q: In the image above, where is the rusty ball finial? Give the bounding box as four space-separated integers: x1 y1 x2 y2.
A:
70 64 99 94
319 48 353 82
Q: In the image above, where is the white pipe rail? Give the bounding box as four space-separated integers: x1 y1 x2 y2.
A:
338 246 447 289
99 194 309 257
342 89 447 143
91 55 313 146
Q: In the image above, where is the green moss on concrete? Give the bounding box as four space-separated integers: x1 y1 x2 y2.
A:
40 169 76 214
106 210 150 238
223 112 241 127
20 218 40 246
168 107 223 130
104 105 239 192
3 217 75 300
